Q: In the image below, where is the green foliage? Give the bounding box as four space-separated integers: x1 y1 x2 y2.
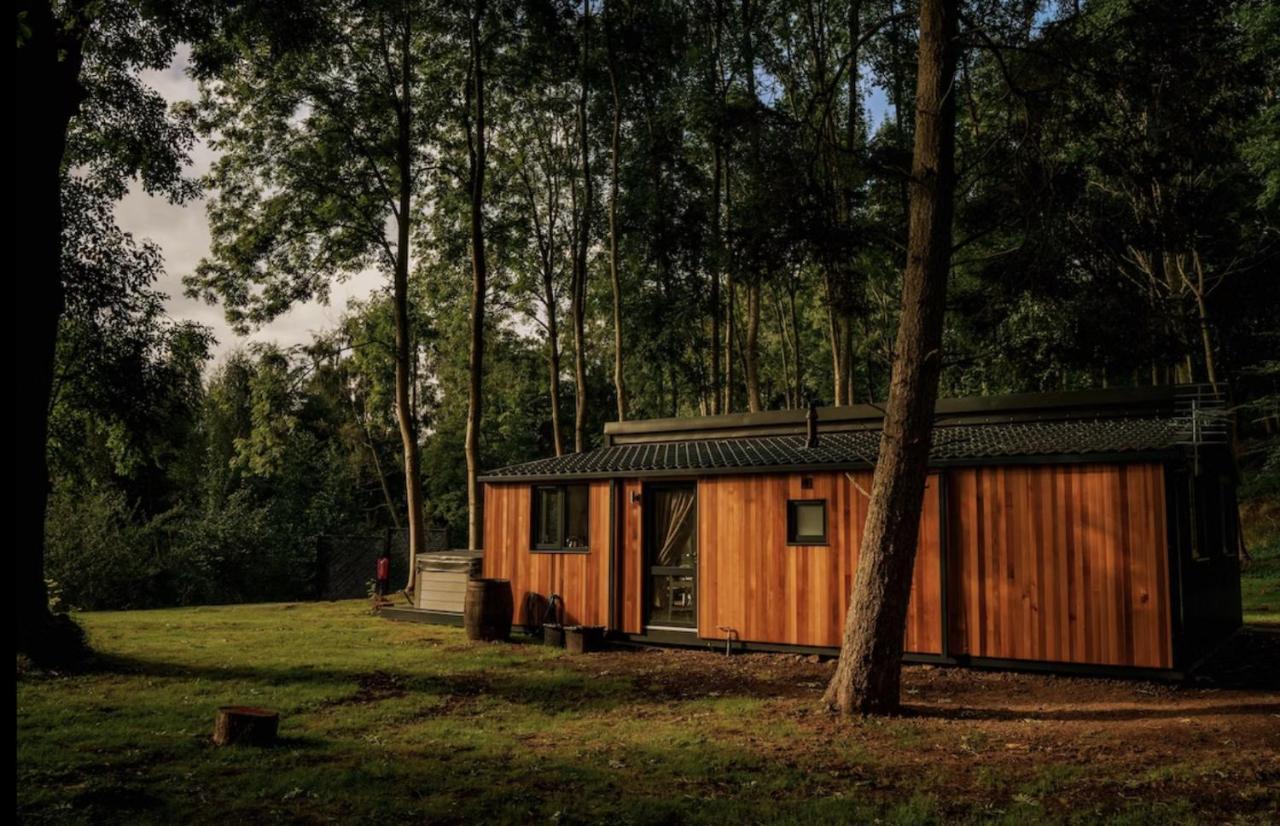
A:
44 0 1279 612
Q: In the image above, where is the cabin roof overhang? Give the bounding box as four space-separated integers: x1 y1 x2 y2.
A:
479 386 1229 483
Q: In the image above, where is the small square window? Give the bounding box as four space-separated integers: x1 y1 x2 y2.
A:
787 500 827 545
532 485 590 552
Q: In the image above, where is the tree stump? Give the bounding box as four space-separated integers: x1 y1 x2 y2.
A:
212 706 279 746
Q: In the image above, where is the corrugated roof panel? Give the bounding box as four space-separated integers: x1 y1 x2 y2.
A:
480 416 1189 480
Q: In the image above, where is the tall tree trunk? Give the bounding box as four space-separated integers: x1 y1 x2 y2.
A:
745 282 762 411
543 266 565 456
464 0 488 550
789 280 802 404
1192 251 1220 393
350 391 401 530
772 288 794 408
572 0 593 452
741 0 763 414
710 143 723 414
708 1 725 415
17 0 86 660
396 13 429 587
724 156 736 414
840 319 854 404
824 0 957 716
825 274 845 405
605 0 626 422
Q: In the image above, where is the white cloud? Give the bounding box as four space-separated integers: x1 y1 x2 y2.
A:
112 45 384 365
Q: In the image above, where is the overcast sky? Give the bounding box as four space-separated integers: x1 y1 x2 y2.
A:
113 46 384 365
115 46 891 366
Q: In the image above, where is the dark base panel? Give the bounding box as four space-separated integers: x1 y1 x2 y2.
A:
610 631 1185 681
375 611 1185 681
379 606 465 626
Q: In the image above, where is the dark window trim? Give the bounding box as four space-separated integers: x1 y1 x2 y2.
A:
787 499 828 546
1189 470 1235 562
531 484 591 553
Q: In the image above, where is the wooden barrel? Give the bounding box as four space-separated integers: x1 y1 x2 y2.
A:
464 578 513 641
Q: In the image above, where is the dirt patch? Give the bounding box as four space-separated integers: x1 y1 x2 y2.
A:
561 642 1280 820
321 670 409 707
570 646 834 702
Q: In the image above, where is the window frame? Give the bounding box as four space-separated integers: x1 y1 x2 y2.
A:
530 484 591 553
1190 471 1238 561
786 499 828 546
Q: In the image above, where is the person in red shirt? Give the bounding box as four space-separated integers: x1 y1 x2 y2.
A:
375 550 390 600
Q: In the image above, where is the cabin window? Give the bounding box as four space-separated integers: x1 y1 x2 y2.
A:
1190 472 1237 560
532 485 590 552
787 500 827 545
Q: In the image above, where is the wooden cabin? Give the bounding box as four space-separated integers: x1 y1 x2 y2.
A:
475 386 1241 678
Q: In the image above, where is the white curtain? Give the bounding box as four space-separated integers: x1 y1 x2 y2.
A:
654 489 696 567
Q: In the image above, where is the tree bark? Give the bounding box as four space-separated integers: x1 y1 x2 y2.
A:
741 0 763 414
710 142 723 414
395 12 429 587
1191 251 1220 393
571 0 593 452
708 0 726 415
745 282 762 412
724 158 736 414
17 0 87 661
605 1 626 422
464 0 489 550
824 0 957 716
543 265 565 457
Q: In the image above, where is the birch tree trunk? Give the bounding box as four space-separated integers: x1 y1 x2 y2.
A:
824 0 957 716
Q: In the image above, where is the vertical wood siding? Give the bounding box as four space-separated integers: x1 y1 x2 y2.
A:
946 463 1171 669
697 472 944 653
617 479 645 633
481 482 611 628
484 462 1173 671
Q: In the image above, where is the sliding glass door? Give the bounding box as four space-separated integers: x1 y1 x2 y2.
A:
645 483 698 629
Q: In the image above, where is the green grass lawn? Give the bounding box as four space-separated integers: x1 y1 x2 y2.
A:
17 601 1279 825
1242 504 1280 625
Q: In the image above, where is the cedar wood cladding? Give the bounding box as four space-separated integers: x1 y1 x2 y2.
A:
481 481 611 628
482 462 1172 669
947 463 1172 668
696 471 944 654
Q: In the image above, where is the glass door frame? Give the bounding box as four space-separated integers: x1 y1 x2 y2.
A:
643 481 699 631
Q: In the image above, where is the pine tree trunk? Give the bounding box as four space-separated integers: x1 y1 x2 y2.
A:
824 0 957 716
464 1 488 551
17 1 86 661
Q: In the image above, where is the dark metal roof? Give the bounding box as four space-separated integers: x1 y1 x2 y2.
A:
480 416 1190 481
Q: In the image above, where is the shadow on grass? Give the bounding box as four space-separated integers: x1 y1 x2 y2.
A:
84 651 670 716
